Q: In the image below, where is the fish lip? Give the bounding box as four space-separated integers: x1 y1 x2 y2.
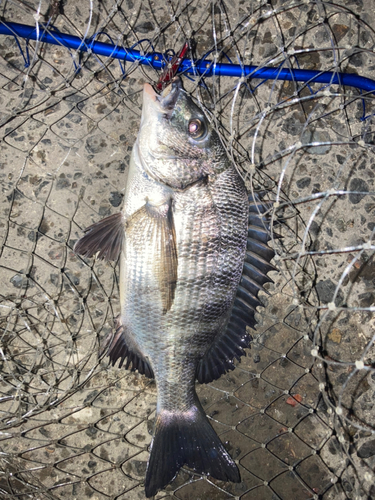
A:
144 82 158 102
159 77 182 110
143 77 182 113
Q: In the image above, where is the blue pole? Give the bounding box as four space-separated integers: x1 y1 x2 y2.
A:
1 21 375 94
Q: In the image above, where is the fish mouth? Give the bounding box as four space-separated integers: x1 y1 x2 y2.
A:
144 77 182 111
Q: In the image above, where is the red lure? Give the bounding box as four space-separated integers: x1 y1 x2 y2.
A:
156 41 189 91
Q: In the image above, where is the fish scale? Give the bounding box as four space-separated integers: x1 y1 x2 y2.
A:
74 77 276 497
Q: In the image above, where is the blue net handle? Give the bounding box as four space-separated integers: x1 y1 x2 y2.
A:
1 21 375 94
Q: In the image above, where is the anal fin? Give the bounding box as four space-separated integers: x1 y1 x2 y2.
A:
102 316 154 379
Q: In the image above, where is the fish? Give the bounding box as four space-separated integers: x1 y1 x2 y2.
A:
74 77 276 497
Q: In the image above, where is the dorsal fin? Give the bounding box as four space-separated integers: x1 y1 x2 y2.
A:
196 192 277 384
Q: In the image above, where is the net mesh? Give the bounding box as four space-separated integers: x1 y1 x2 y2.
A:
0 0 374 499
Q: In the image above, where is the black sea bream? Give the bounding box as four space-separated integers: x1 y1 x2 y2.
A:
74 78 276 497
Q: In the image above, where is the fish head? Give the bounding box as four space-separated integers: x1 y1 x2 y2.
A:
138 78 227 190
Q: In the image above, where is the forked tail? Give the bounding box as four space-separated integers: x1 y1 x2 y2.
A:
145 402 240 497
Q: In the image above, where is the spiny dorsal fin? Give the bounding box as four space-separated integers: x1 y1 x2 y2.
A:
197 192 277 384
74 212 124 261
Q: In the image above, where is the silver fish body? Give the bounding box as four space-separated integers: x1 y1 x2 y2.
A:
74 78 276 497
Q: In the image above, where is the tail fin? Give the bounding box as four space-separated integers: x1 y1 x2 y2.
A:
145 404 240 497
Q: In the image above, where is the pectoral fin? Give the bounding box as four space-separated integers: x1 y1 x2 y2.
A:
127 201 177 313
74 212 124 261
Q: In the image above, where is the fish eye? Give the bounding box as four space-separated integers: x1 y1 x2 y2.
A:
188 118 206 139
